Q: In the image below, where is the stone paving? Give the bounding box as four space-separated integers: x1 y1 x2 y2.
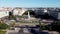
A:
6 28 33 34
6 26 60 34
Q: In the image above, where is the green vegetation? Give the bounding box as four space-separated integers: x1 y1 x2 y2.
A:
18 21 39 23
9 16 16 20
39 20 60 31
45 21 60 31
23 10 35 15
15 22 39 26
0 23 9 29
9 22 15 27
0 30 6 34
39 22 46 30
8 27 15 30
0 21 8 34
